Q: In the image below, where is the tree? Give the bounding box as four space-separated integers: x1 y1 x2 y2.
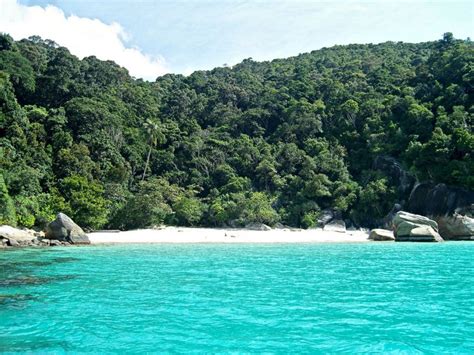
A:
142 119 164 181
173 195 205 226
0 174 16 226
60 175 109 229
113 177 181 229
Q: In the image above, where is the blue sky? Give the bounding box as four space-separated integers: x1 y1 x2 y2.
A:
3 0 473 79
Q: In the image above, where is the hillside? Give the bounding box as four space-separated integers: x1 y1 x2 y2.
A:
0 33 472 229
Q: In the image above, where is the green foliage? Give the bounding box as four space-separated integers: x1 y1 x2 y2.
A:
112 178 180 230
209 191 279 227
351 176 396 226
173 195 205 226
301 210 320 229
59 175 109 229
0 174 16 226
0 33 472 229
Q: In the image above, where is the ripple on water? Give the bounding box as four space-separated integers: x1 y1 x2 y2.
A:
0 242 473 353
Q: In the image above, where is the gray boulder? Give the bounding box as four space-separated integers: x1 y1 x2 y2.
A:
393 211 443 242
0 225 38 247
407 182 474 217
323 219 346 233
317 209 334 227
437 214 474 240
45 213 90 244
245 222 272 231
369 229 395 241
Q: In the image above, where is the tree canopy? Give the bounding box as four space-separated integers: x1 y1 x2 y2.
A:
0 33 472 229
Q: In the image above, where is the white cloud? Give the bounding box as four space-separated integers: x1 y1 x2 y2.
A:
0 0 168 80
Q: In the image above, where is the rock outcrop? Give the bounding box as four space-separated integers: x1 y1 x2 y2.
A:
437 214 474 240
407 182 474 217
380 203 403 229
0 226 40 247
45 213 90 244
244 222 272 231
323 219 346 233
406 182 473 240
373 156 416 199
317 209 335 227
369 229 395 241
393 211 443 242
0 225 74 248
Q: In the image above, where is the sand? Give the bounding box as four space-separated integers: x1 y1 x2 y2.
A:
88 227 370 244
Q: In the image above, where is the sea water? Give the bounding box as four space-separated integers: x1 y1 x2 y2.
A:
1 243 473 353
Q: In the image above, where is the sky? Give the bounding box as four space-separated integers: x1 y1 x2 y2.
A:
0 0 472 80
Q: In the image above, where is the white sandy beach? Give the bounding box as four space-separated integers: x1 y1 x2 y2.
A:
88 227 370 244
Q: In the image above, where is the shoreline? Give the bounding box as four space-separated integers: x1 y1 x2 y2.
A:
87 227 371 244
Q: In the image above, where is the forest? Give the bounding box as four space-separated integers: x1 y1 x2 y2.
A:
0 32 472 230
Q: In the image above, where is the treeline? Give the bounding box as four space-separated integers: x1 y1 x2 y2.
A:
0 33 472 230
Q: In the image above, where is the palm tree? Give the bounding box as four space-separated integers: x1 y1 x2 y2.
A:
142 119 163 181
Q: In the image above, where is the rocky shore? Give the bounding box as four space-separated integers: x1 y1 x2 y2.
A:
1 206 473 248
0 213 90 248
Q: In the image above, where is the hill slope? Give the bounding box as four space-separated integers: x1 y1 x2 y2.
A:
0 33 472 229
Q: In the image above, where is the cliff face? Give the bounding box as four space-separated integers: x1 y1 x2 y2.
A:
407 182 473 217
406 182 474 240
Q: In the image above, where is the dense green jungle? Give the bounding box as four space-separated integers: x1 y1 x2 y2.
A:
0 33 472 230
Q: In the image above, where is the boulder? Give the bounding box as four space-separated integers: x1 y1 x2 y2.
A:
407 182 474 217
323 219 346 233
0 225 38 247
40 239 51 246
369 229 395 241
245 222 272 231
393 211 443 242
317 209 335 227
436 214 474 240
380 203 403 229
393 211 438 230
49 239 62 246
45 213 90 244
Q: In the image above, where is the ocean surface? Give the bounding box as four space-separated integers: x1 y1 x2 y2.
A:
1 242 473 353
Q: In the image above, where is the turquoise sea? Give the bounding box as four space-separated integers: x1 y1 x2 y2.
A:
1 243 473 353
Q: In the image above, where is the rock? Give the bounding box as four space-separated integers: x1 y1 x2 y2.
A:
274 223 286 229
404 182 474 240
45 213 90 244
40 239 51 246
317 209 334 227
369 229 395 241
380 203 403 229
245 222 272 231
393 211 443 242
373 156 416 199
436 214 474 240
323 219 346 233
393 211 438 230
407 182 474 217
34 231 45 239
0 225 38 247
49 239 62 246
7 238 20 247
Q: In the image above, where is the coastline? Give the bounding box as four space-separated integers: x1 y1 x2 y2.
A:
87 227 371 244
